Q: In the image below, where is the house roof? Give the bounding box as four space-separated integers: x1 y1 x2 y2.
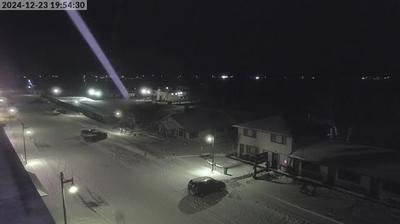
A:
290 141 394 162
232 116 291 135
169 109 232 132
291 141 400 182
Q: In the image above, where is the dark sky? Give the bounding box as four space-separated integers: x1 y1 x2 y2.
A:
1 0 400 79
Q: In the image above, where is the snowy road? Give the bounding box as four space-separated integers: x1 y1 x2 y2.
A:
5 97 342 224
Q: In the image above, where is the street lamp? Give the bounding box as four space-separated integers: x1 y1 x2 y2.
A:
21 123 34 165
8 107 17 115
25 128 33 136
51 87 62 96
140 87 151 95
114 110 122 118
94 90 102 98
8 107 17 122
21 122 27 164
60 172 78 224
205 134 215 172
87 88 102 98
87 88 96 96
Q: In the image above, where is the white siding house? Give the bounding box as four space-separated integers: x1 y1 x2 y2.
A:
233 116 293 170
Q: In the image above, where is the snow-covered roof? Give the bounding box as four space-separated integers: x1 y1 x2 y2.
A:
291 141 400 182
233 116 291 135
164 109 232 132
290 141 394 162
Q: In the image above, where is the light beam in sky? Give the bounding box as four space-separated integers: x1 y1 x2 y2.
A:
66 10 129 98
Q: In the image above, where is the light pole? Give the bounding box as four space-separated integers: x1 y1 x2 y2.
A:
21 122 27 164
205 134 215 172
60 172 78 224
8 107 17 123
23 126 34 164
114 110 123 133
140 87 151 100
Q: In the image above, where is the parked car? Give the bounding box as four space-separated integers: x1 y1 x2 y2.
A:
187 177 226 197
81 129 107 142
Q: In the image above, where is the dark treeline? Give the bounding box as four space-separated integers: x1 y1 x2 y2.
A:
190 78 400 149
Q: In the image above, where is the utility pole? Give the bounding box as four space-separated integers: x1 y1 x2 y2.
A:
21 122 27 164
211 136 215 172
60 172 76 224
205 134 215 172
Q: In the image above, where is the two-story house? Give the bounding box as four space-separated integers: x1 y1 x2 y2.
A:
233 116 293 170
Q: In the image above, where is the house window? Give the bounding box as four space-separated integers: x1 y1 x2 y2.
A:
338 170 360 183
271 133 286 145
243 128 256 138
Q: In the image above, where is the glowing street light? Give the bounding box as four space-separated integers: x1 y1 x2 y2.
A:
87 88 103 98
21 122 32 164
24 128 33 136
87 88 96 96
205 134 215 172
205 134 214 144
114 110 123 118
60 172 78 224
52 87 62 95
8 107 17 122
73 99 79 105
68 185 79 194
140 87 151 95
8 107 17 115
94 90 102 97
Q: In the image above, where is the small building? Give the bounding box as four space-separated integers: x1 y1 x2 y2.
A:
153 88 188 104
232 116 293 170
289 141 400 205
158 108 232 143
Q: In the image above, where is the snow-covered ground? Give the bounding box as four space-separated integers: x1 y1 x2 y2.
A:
5 95 399 224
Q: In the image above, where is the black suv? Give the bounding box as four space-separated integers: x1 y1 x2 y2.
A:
187 177 226 197
81 129 107 142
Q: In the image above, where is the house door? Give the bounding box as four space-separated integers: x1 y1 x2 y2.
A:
271 153 279 169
